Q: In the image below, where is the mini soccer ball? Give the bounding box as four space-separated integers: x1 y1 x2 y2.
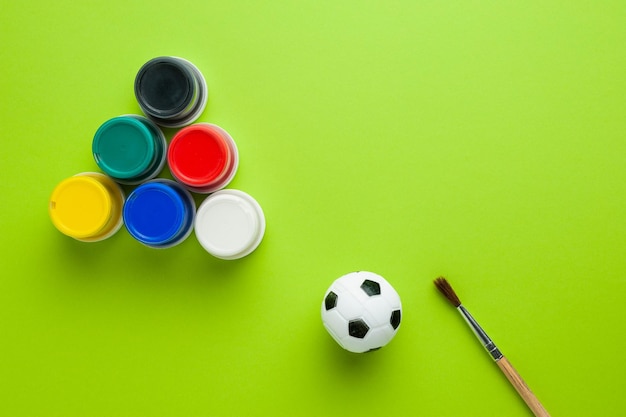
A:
321 271 402 353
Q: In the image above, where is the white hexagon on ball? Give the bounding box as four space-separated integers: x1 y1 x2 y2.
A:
321 271 402 353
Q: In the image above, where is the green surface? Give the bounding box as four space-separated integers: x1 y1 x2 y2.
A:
1 1 625 416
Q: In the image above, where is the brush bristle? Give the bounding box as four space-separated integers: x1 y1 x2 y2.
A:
434 277 462 307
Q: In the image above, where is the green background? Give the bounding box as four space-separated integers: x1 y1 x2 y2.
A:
1 1 624 416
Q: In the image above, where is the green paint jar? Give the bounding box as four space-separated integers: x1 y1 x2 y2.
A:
92 115 167 184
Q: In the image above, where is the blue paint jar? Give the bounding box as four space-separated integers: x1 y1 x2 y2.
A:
123 179 196 248
92 115 167 185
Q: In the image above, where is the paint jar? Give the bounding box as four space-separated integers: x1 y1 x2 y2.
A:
194 190 265 260
134 56 208 128
167 123 238 193
92 115 167 185
123 179 196 249
49 172 125 242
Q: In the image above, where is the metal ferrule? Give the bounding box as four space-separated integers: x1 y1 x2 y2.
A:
457 305 503 361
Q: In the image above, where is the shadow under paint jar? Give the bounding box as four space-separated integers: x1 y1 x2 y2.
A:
49 172 125 242
194 189 265 260
134 56 208 128
167 123 238 193
123 179 196 249
92 115 167 185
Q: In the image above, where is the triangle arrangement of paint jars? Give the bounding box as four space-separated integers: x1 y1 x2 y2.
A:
49 56 265 260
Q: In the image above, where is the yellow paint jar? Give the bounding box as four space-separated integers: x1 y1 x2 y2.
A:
49 172 125 242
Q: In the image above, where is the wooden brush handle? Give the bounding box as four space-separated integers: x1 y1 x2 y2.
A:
496 356 550 417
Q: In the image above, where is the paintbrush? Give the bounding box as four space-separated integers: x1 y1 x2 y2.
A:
433 277 550 417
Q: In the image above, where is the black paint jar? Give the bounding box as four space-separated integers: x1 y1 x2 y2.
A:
134 57 208 128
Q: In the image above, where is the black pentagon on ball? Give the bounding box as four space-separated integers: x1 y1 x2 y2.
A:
360 279 381 296
324 291 338 310
390 309 401 329
348 319 370 338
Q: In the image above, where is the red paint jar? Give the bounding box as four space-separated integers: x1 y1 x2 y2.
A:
167 123 238 193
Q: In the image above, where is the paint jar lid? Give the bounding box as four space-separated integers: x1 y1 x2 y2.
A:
123 182 188 246
93 116 155 180
49 176 112 239
135 57 195 118
194 190 265 260
168 124 230 188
